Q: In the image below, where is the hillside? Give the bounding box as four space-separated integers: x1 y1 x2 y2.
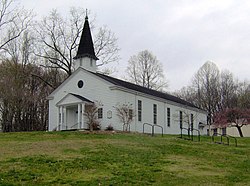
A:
0 131 249 185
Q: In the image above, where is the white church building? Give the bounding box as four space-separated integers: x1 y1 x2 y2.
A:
47 15 207 134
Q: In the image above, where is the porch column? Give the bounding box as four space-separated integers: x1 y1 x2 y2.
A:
78 104 81 129
62 106 65 130
58 107 60 131
59 106 63 130
64 107 67 130
81 103 85 129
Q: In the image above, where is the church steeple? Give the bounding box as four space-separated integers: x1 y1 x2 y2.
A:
74 13 98 72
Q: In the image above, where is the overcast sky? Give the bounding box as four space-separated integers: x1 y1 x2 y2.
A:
21 0 250 91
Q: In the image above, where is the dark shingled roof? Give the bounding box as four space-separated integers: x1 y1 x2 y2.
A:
74 16 98 60
70 93 93 103
93 72 200 109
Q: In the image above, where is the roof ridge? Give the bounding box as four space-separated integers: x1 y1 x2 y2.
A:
94 72 200 109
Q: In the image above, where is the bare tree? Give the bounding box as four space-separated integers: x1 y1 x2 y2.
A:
219 70 238 109
0 60 52 132
174 86 197 106
173 109 199 129
3 29 37 66
176 61 250 137
114 102 135 132
126 50 168 91
94 25 120 66
192 61 221 127
0 12 65 132
176 63 247 112
84 102 101 131
237 80 250 109
0 0 33 53
35 8 120 76
3 26 65 89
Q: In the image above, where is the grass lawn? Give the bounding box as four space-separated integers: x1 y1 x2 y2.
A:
0 131 249 185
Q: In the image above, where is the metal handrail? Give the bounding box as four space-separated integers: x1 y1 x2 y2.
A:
143 123 163 137
180 127 200 141
212 133 237 147
58 124 68 130
226 134 237 147
180 127 190 139
143 123 153 134
54 123 81 131
212 133 229 145
70 122 81 129
192 128 201 141
152 124 163 137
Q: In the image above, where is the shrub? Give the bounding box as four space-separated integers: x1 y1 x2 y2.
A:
105 124 114 131
92 122 101 130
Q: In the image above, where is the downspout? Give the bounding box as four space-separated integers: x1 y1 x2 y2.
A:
135 93 137 132
164 102 166 134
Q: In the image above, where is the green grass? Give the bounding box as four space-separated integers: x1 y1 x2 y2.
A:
0 131 249 185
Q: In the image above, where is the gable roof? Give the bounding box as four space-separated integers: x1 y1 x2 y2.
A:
70 93 93 103
73 15 98 60
93 72 200 109
48 67 202 111
56 93 93 106
47 68 115 99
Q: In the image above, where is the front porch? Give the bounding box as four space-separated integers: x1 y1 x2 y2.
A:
56 93 93 131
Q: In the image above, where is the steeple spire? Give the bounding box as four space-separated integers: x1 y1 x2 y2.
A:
85 9 88 20
74 12 98 60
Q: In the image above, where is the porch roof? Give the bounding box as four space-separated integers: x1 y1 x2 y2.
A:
70 93 93 103
56 93 93 106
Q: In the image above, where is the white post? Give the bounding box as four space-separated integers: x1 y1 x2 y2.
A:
81 103 85 129
78 104 81 129
63 106 65 130
58 107 60 131
60 106 63 130
64 107 67 130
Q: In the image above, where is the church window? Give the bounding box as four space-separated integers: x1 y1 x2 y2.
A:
190 113 194 130
153 104 157 124
167 108 170 127
138 100 142 122
98 108 103 119
77 80 84 88
213 128 218 136
222 127 227 135
59 113 61 123
129 109 133 120
180 111 183 128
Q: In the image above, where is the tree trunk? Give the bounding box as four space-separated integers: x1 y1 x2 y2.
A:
236 126 244 137
89 119 93 132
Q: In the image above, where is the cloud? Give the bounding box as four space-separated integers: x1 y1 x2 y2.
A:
21 0 250 90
